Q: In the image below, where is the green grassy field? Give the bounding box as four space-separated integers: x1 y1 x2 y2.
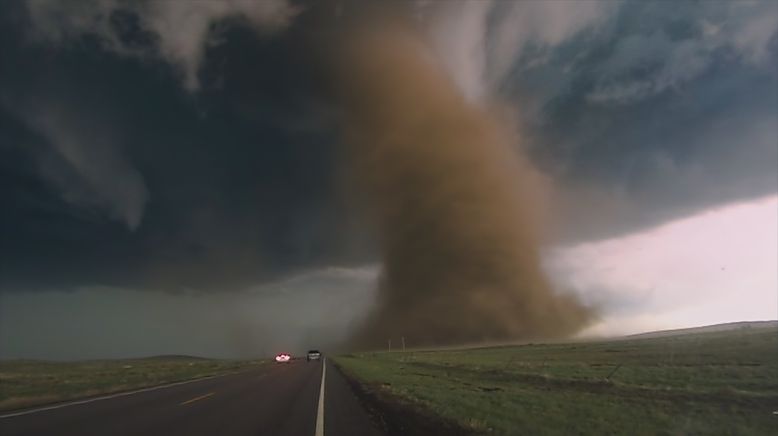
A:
0 356 263 411
334 325 778 435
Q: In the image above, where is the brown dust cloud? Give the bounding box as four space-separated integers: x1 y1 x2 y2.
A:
319 7 593 349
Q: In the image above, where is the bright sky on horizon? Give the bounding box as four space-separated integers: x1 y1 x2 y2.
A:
547 195 778 337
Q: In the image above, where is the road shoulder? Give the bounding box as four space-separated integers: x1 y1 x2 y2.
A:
330 359 475 436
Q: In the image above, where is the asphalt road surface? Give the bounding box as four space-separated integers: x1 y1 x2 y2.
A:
0 358 384 436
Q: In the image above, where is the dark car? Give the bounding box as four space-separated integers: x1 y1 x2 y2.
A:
306 350 321 361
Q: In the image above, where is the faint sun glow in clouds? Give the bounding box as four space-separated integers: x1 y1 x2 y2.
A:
546 195 778 337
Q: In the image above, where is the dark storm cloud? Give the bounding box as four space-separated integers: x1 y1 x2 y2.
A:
0 0 775 297
476 0 778 242
0 1 364 293
23 0 298 90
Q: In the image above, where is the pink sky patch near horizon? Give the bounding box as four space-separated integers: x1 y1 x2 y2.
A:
546 195 778 337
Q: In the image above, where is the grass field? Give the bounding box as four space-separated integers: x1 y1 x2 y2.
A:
334 324 778 435
0 356 262 412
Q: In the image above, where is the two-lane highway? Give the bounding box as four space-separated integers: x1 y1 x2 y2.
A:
0 359 383 436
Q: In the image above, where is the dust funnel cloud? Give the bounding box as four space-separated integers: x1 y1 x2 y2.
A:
326 12 592 348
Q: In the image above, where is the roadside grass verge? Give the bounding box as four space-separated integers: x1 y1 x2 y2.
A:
334 326 778 435
0 357 264 412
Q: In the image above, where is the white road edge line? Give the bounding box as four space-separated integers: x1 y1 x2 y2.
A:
0 372 234 419
315 358 327 436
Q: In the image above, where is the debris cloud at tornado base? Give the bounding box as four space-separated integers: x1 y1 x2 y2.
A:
323 12 593 348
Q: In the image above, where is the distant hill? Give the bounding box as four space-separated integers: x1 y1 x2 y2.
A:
133 355 210 361
628 320 778 339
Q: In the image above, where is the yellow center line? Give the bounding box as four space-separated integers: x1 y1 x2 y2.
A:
179 392 215 406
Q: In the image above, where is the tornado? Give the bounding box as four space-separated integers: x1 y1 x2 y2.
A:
324 10 592 348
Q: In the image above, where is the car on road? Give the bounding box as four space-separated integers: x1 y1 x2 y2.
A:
307 350 321 361
275 353 291 363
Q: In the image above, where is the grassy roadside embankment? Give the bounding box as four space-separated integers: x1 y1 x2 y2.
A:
0 356 263 412
334 324 778 435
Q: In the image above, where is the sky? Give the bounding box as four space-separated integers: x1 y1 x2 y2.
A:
0 0 776 359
